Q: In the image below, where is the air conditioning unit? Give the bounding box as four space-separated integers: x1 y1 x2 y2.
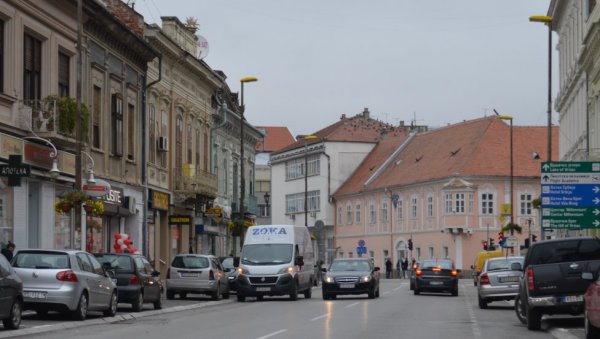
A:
157 136 169 151
310 212 317 218
124 196 137 214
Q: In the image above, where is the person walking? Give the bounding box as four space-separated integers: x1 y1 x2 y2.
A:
401 257 409 279
385 258 393 279
396 259 402 279
1 241 15 261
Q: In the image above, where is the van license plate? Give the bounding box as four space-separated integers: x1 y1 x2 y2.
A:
340 283 355 289
256 287 270 292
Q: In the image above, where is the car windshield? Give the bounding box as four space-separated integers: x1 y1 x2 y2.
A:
222 257 234 269
172 256 209 269
329 260 371 272
13 252 70 269
241 244 292 265
95 255 133 272
420 260 452 269
487 258 523 271
528 239 600 265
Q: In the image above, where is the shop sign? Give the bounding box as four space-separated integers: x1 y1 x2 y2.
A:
99 186 123 205
204 207 223 217
83 178 111 198
0 155 31 187
151 191 170 211
169 215 192 225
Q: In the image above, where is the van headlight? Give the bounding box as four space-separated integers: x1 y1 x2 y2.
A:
237 266 250 275
324 276 335 284
277 266 294 275
360 275 372 283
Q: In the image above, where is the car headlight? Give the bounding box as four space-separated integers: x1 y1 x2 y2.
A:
324 276 335 284
361 275 372 283
237 266 250 275
277 266 294 274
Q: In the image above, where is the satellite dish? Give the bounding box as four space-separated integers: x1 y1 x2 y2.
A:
197 35 209 59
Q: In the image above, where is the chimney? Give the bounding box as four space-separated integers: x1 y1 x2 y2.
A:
103 0 145 38
340 114 346 120
399 120 405 127
363 107 370 119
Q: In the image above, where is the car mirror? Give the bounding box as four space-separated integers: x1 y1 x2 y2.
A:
101 262 112 271
510 262 522 271
295 256 304 267
151 270 160 277
582 272 594 280
321 268 327 272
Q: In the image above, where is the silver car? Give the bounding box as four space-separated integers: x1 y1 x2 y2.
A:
12 249 118 320
477 256 524 309
166 254 229 300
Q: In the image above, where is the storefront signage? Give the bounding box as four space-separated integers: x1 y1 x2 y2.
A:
151 191 170 211
0 134 23 158
204 207 223 217
169 215 192 225
0 155 31 187
23 142 54 168
100 187 123 205
83 179 111 198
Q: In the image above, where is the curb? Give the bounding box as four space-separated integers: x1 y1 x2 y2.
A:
0 299 235 338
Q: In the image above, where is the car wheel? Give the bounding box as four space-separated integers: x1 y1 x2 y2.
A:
515 294 527 325
153 292 163 310
289 283 298 301
166 289 175 300
212 283 222 301
72 293 88 321
104 292 118 317
132 292 144 312
452 288 458 297
478 295 488 309
237 294 246 302
2 299 22 329
304 286 312 299
413 288 420 295
585 308 600 339
526 304 542 331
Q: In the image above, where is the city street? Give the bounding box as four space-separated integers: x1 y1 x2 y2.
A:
0 279 587 339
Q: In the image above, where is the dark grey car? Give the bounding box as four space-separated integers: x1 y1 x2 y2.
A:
0 254 22 329
321 258 380 299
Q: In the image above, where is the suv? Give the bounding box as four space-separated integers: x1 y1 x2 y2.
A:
94 253 163 312
514 237 600 330
166 254 230 300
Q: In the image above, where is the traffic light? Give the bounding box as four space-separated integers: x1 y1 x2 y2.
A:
408 238 413 251
532 234 538 242
489 238 495 250
483 240 488 250
498 232 504 243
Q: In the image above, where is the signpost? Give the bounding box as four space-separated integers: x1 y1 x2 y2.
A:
356 239 367 257
541 162 600 230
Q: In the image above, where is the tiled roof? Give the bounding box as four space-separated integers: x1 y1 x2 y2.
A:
255 126 295 152
335 116 559 195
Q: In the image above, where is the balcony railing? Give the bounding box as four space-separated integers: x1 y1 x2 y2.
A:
173 164 218 197
19 99 77 140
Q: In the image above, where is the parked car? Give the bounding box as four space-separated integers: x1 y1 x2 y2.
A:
321 258 380 299
0 253 23 329
477 256 523 309
11 249 117 320
166 254 229 300
471 250 504 286
413 259 459 296
583 271 600 339
94 253 163 312
220 257 238 292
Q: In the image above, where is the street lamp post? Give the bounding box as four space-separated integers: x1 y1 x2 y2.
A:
238 76 257 252
263 191 270 222
302 135 317 226
497 113 514 236
384 187 397 273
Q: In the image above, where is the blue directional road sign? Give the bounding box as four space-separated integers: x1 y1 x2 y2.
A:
541 162 600 229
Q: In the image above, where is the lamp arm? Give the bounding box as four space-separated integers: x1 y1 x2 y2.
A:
81 151 95 172
24 136 58 159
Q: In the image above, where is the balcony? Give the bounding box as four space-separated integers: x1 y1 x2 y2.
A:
18 98 81 148
173 164 218 203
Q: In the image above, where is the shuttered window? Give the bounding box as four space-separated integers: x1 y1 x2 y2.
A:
92 86 101 148
24 33 42 101
58 52 69 96
127 103 134 160
111 94 123 156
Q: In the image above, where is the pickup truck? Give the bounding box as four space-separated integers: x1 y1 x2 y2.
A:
514 237 600 331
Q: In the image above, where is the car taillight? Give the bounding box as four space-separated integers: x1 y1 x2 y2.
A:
56 270 78 282
209 270 215 280
527 267 534 292
128 275 139 285
479 273 490 285
416 269 422 276
451 270 458 277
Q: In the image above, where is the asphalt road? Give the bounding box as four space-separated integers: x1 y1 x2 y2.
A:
0 279 587 339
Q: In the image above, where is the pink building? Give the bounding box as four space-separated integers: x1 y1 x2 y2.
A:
332 117 559 273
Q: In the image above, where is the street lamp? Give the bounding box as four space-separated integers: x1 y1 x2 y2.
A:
496 112 514 235
81 151 96 184
529 15 553 162
263 191 270 219
238 76 257 249
300 135 318 226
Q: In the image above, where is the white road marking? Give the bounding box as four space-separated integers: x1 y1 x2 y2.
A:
256 329 288 339
383 291 391 295
310 313 329 321
393 286 403 292
549 328 581 339
461 284 482 338
345 302 359 308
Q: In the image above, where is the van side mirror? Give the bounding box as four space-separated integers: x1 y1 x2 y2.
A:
374 267 380 272
233 257 240 268
510 262 522 271
582 272 594 280
295 256 304 267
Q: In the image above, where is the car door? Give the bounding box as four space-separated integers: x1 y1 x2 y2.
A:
134 256 159 301
75 252 103 309
87 253 112 306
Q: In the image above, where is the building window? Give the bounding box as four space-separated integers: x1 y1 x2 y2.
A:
411 196 417 218
468 193 474 213
307 191 319 212
58 52 70 96
259 204 269 217
337 206 342 224
445 193 453 213
127 103 134 160
443 246 449 259
111 94 123 156
160 110 168 167
0 20 4 92
24 33 42 101
416 247 421 260
428 247 434 258
286 191 319 214
427 195 433 217
397 198 403 220
187 122 192 163
454 193 465 213
285 155 319 180
355 204 361 223
203 133 209 171
346 205 352 225
481 193 494 215
369 203 376 224
520 193 533 215
382 202 388 222
176 115 183 171
93 86 102 149
195 128 200 167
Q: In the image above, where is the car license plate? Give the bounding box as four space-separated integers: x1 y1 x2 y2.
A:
499 276 519 283
561 295 583 303
24 291 47 299
339 283 355 289
181 272 199 278
429 281 443 285
256 287 271 292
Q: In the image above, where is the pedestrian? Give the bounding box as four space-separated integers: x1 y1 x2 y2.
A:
396 259 402 279
402 257 409 279
1 241 15 261
385 258 392 279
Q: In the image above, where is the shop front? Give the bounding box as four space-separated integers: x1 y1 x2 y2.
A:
148 189 169 269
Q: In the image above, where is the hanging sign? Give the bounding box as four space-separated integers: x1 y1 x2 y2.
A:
82 178 111 197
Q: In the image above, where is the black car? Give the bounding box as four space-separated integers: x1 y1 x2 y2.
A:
321 258 380 299
0 254 23 329
413 259 459 296
94 253 162 311
220 257 238 292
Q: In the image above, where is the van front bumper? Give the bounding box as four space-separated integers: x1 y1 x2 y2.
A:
236 273 295 296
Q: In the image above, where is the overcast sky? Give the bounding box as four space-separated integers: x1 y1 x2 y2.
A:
134 0 554 137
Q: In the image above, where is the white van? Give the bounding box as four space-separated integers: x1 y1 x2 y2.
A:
236 225 315 302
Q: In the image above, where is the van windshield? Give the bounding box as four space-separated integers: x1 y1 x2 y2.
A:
241 244 293 265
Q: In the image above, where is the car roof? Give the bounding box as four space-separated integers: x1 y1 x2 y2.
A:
487 256 523 261
16 249 81 254
332 258 371 262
